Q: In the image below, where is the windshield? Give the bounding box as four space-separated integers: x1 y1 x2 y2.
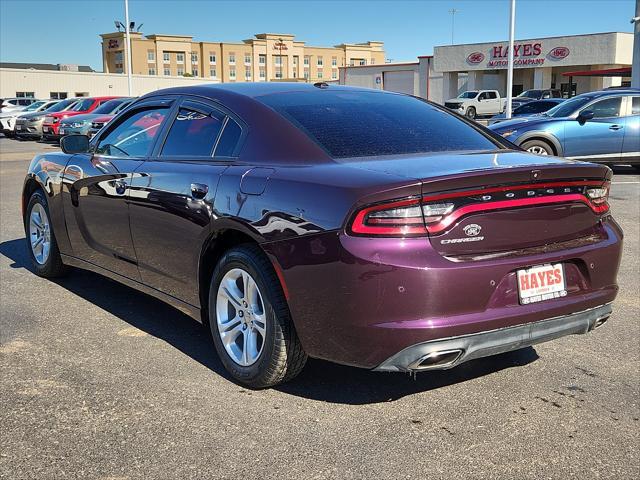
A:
93 99 128 115
457 91 478 99
545 96 593 118
517 90 542 99
260 90 499 158
70 98 95 112
24 101 46 112
44 99 76 113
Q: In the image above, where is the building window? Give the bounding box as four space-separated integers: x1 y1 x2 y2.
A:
177 67 184 76
259 54 266 65
114 51 123 62
304 56 310 66
16 92 35 98
148 67 156 75
317 70 323 79
50 92 68 100
259 67 266 79
192 68 198 77
75 92 89 97
332 70 337 80
244 54 251 65
349 60 354 66
191 52 198 64
370 58 375 65
164 68 170 76
210 68 217 78
245 66 251 80
275 67 283 79
115 68 123 74
332 56 337 67
304 69 309 79
163 52 170 63
176 53 185 64
293 56 298 65
275 55 282 66
229 67 236 79
209 53 216 64
317 56 323 66
148 51 155 62
359 59 367 66
229 53 236 65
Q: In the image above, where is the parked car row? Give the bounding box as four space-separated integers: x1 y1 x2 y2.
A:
1 96 133 141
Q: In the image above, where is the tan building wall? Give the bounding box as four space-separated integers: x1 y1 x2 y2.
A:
100 31 385 83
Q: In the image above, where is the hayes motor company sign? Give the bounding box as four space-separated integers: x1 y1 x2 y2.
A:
466 42 570 68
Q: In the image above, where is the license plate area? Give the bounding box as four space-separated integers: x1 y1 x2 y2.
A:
517 263 567 305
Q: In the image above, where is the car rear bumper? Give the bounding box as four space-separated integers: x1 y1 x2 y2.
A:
374 303 611 372
265 217 622 369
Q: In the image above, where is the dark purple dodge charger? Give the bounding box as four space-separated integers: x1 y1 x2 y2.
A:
22 83 622 387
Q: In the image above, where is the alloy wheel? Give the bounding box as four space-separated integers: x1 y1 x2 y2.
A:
29 203 51 265
526 145 550 155
216 268 267 366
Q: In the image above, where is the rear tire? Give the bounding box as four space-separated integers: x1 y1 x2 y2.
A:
24 190 68 278
465 107 476 119
521 139 554 156
208 244 307 388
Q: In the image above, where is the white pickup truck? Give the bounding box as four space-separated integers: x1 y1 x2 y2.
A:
444 90 507 119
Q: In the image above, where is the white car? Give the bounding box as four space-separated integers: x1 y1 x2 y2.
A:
0 97 39 114
0 100 58 137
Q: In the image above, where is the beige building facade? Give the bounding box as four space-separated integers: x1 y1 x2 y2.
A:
101 31 385 83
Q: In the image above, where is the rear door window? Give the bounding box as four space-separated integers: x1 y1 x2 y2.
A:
160 104 226 157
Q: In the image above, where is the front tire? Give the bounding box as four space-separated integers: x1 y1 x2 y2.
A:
24 190 67 278
208 244 307 388
465 107 476 119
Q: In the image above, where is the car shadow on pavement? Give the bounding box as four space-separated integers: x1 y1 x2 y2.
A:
1 237 539 404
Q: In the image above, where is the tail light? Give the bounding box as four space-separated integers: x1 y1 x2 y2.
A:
349 180 610 237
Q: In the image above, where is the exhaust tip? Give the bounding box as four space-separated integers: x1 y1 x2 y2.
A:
410 349 464 371
592 315 609 330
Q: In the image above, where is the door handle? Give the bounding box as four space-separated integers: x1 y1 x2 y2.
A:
190 183 209 199
609 125 623 130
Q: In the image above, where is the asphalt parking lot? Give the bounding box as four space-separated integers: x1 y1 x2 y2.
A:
0 137 638 479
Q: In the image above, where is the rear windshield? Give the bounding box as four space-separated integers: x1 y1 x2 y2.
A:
259 90 498 158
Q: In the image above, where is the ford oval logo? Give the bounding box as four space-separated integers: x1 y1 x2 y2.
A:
466 52 485 64
548 46 570 60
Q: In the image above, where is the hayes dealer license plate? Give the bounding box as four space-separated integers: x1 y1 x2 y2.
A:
517 263 567 305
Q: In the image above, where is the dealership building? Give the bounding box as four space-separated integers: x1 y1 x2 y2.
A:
340 32 634 104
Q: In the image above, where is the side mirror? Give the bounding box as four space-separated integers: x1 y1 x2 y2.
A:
577 110 595 123
60 134 90 154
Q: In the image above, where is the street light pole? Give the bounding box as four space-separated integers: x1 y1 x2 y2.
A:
505 0 516 119
631 0 640 88
124 0 133 95
448 8 458 45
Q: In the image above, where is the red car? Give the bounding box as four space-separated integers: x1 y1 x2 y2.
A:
42 96 120 141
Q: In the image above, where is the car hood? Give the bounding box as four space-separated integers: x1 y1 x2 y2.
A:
445 98 465 103
338 150 584 181
59 113 101 124
488 116 559 131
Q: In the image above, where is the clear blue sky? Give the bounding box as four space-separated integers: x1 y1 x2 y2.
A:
0 0 635 70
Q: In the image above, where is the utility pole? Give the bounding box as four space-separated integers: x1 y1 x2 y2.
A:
124 0 133 95
505 0 516 119
448 8 458 45
631 0 640 88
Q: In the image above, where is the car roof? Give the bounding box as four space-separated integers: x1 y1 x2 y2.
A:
144 82 381 100
576 88 640 99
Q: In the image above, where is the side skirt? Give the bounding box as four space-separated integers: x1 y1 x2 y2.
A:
61 254 203 323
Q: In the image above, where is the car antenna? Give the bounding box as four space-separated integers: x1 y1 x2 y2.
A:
313 82 329 89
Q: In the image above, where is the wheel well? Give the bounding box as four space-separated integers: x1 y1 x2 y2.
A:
198 229 259 324
520 136 558 156
22 178 42 217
